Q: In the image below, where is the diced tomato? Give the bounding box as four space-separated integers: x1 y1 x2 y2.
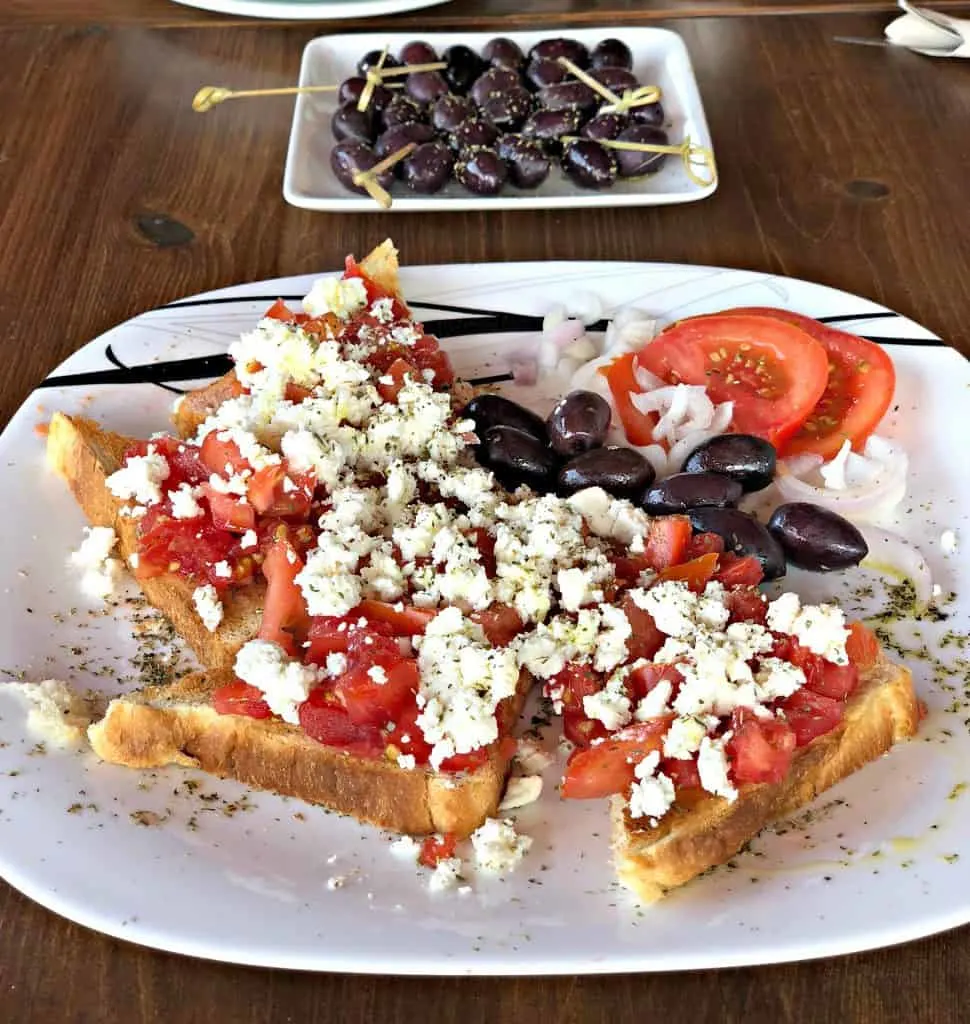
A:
726 710 797 784
356 599 436 636
628 663 683 702
439 746 493 773
788 643 859 701
167 443 209 487
642 516 692 570
715 553 764 587
136 514 243 588
555 662 602 711
284 382 313 404
846 621 880 669
661 757 702 791
346 628 405 674
305 616 354 663
725 586 768 625
603 351 656 445
335 658 420 727
778 689 844 746
563 711 609 748
685 531 725 559
212 681 272 720
391 698 435 765
205 488 256 533
247 465 313 519
264 298 296 321
377 357 420 403
298 688 385 757
200 432 249 476
258 538 309 653
411 335 455 388
643 314 830 450
657 552 719 591
619 593 665 662
343 257 396 303
731 309 896 459
562 719 671 800
473 528 497 577
472 603 524 647
419 833 458 868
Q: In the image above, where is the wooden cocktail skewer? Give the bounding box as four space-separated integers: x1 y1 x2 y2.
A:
356 48 448 112
562 134 718 188
555 57 663 115
352 142 417 209
192 84 340 112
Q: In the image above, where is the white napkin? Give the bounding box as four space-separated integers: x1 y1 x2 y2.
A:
885 1 970 56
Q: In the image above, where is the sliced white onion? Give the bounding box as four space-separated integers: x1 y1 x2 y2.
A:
510 359 539 386
544 318 587 351
567 291 605 327
857 524 934 607
634 443 671 479
633 363 665 392
708 400 735 434
542 304 567 333
775 435 908 523
603 308 658 356
563 337 598 363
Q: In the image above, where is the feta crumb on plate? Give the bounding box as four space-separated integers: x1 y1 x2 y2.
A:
470 818 532 874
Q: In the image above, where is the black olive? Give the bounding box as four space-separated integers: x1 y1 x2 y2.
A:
641 472 743 515
338 77 393 112
688 508 787 580
581 112 629 142
381 94 426 129
454 145 508 195
432 94 475 133
521 109 583 151
591 38 633 70
450 117 499 151
614 125 669 178
547 390 612 456
405 70 449 104
682 435 777 493
589 67 640 94
561 139 617 189
630 101 665 128
539 81 598 115
481 426 558 493
443 44 487 94
481 86 533 131
399 40 438 65
358 50 401 76
767 503 869 572
496 135 550 189
331 103 376 145
558 446 655 500
461 394 548 443
529 38 590 69
375 122 435 163
330 141 395 195
403 141 454 194
483 37 525 70
470 67 521 107
524 58 568 91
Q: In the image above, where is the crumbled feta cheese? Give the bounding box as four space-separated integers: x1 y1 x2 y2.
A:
941 529 958 555
514 737 554 775
325 651 348 677
303 275 368 319
367 665 388 684
662 714 713 759
105 446 170 507
631 580 697 638
755 658 806 701
429 857 464 893
593 604 632 672
697 733 737 801
240 529 258 550
389 835 421 862
192 584 223 632
628 751 675 822
470 818 532 874
396 753 417 771
557 567 602 612
634 678 674 722
234 640 321 724
583 671 632 731
168 483 204 519
69 526 123 599
498 775 543 810
326 875 346 891
8 679 97 747
213 560 232 579
767 593 849 665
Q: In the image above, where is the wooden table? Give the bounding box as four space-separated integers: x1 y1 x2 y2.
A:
1 5 969 1022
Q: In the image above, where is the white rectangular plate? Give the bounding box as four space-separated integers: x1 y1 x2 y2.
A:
283 28 717 212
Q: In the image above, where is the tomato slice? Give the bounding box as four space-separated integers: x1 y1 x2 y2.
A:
471 603 524 647
729 309 895 459
715 553 764 587
788 644 859 701
604 352 656 445
305 616 353 663
212 681 272 719
642 516 692 570
684 531 725 559
247 465 314 519
265 299 297 322
618 593 665 662
562 719 671 800
726 710 796 784
846 621 880 670
778 689 844 746
377 357 419 403
657 552 719 591
205 488 256 533
419 833 458 868
411 336 455 388
298 689 385 757
724 586 767 625
200 432 249 477
628 662 683 702
356 599 436 636
661 756 702 791
640 314 829 449
335 658 420 727
258 538 309 654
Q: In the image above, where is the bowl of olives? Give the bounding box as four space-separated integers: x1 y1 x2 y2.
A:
284 28 716 211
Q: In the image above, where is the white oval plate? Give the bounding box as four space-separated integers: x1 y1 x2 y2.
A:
283 28 716 212
0 262 967 975
171 0 451 21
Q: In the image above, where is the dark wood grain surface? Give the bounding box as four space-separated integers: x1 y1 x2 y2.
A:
1 8 969 1023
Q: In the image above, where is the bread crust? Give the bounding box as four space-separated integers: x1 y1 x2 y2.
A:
88 667 530 837
47 412 264 671
610 654 919 903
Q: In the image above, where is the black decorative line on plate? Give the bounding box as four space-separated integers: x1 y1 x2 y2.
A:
38 305 946 392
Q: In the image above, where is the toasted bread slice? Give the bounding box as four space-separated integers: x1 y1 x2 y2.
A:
88 667 530 837
47 412 264 671
172 239 403 439
610 653 919 903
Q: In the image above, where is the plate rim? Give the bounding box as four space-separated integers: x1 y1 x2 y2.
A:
169 0 451 20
